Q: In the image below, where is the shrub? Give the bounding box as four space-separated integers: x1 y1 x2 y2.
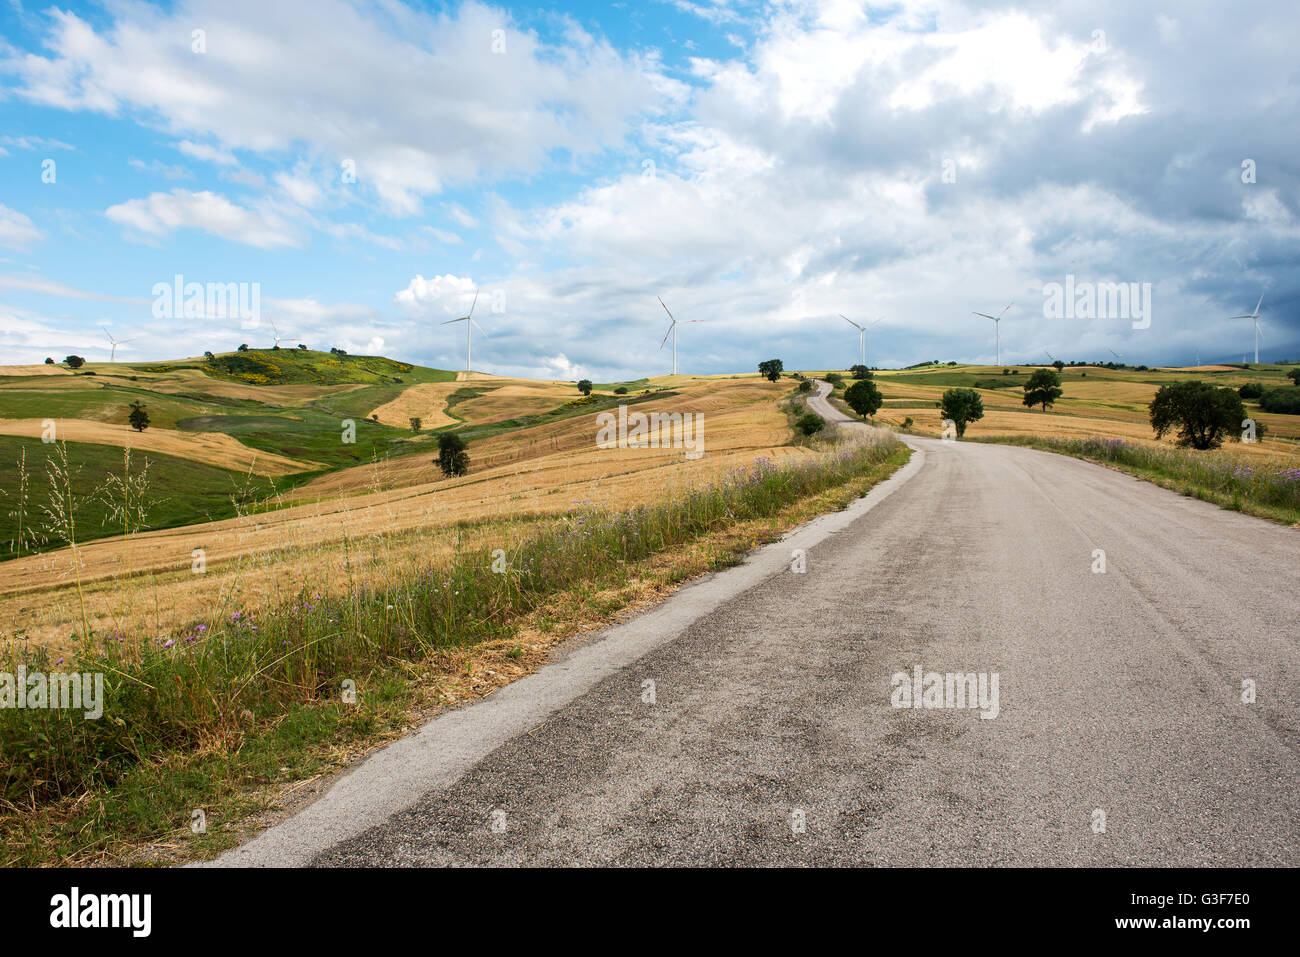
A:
795 412 824 436
1239 382 1264 400
797 379 813 393
64 355 85 369
1259 387 1300 415
614 386 628 395
825 372 844 385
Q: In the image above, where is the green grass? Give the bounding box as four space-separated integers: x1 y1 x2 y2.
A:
0 432 909 865
0 436 288 560
0 382 217 430
975 435 1300 525
143 349 453 387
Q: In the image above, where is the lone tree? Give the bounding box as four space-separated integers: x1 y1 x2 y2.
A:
44 357 54 365
128 400 150 432
1022 368 1063 411
238 343 249 352
1149 381 1245 450
849 364 872 380
409 416 422 434
64 355 85 369
845 378 883 420
940 388 984 437
577 379 593 396
1288 368 1300 386
436 432 470 476
758 359 784 382
298 343 308 350
1052 359 1065 372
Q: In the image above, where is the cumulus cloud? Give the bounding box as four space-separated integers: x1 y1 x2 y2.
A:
394 274 479 317
105 189 300 248
4 0 669 216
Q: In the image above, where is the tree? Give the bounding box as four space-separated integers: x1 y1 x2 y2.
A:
238 343 249 352
44 357 54 365
1052 360 1065 372
64 355 85 369
577 379 593 396
1238 382 1264 400
797 379 813 393
1259 388 1300 415
436 432 470 476
849 364 872 379
1149 381 1245 450
940 388 984 437
409 416 422 434
1287 368 1300 386
824 372 844 385
298 343 308 350
203 351 215 361
614 386 628 395
758 359 784 382
844 378 883 419
1022 368 1063 411
128 400 150 432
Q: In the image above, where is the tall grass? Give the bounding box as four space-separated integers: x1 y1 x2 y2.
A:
1 431 904 814
981 435 1300 522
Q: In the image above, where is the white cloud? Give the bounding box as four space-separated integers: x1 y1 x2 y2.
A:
5 0 666 216
105 189 300 248
0 205 44 250
394 273 479 317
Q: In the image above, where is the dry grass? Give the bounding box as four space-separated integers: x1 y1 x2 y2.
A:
0 377 794 651
0 417 315 474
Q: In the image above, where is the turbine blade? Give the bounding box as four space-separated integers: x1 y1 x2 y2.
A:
468 289 479 318
1255 294 1263 316
973 312 996 321
840 315 863 330
470 318 486 335
441 317 467 325
658 297 675 323
659 324 674 349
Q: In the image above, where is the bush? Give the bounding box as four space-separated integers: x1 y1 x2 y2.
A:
795 412 824 436
436 432 470 476
1239 382 1265 400
825 372 844 385
1288 368 1300 386
797 379 813 393
614 386 628 395
849 364 871 379
1259 387 1300 415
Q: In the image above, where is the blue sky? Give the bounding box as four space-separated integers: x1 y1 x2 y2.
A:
1 0 1298 378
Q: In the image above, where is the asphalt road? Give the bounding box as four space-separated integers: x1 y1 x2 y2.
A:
215 381 1299 866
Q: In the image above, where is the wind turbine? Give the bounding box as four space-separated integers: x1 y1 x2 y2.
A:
1045 349 1058 364
442 289 484 375
1230 295 1264 363
973 303 1013 366
102 327 135 362
1109 349 1125 361
269 319 299 350
657 297 705 375
840 315 884 368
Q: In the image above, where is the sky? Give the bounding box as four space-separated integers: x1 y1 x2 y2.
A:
1 0 1298 379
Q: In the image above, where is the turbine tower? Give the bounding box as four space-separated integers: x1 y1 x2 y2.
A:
973 302 1013 367
102 328 135 362
657 297 705 375
441 289 483 375
1230 295 1264 363
840 315 884 367
269 319 299 350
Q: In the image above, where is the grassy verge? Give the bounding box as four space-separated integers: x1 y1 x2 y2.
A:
1 433 909 866
974 435 1300 526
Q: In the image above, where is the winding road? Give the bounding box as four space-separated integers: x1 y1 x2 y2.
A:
213 381 1299 866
